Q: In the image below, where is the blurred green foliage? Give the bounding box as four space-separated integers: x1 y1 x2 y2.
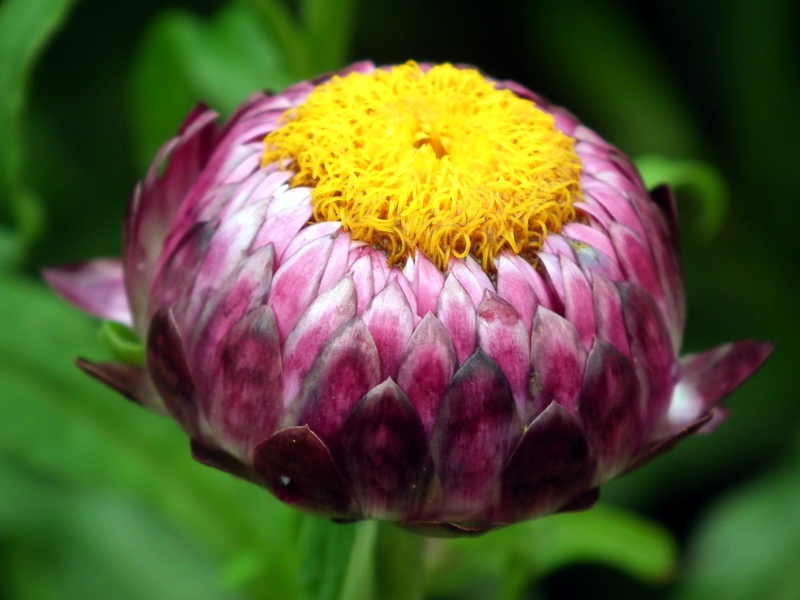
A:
0 0 797 598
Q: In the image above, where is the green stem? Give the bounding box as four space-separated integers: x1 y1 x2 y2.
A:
374 522 426 600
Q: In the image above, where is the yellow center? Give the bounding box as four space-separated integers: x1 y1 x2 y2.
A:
262 62 582 271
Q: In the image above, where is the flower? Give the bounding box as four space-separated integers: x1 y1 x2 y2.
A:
45 62 771 536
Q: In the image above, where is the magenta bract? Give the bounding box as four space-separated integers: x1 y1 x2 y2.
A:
45 62 771 536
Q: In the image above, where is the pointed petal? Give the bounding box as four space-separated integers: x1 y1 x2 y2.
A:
448 257 491 308
508 254 556 311
661 341 773 436
592 274 631 360
253 426 353 518
585 185 647 240
436 274 477 365
44 260 132 326
146 308 198 433
148 221 214 324
413 251 445 318
190 439 255 482
270 235 334 343
251 204 313 259
528 307 586 421
562 222 617 263
190 244 274 375
280 221 341 264
363 282 415 381
627 190 684 352
477 291 531 416
625 413 713 474
294 319 381 444
501 402 595 521
568 237 624 282
495 253 537 332
338 380 430 519
124 106 218 325
75 358 146 406
538 252 565 309
187 199 270 323
609 222 664 308
217 306 284 453
282 277 358 405
561 255 596 352
620 283 676 434
577 340 642 478
348 255 375 315
318 232 351 295
432 350 522 520
396 313 457 436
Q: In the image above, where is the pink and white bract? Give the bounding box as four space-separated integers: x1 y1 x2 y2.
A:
45 62 771 536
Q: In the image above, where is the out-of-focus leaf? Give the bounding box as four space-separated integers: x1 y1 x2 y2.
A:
426 504 677 600
130 3 293 168
0 274 302 597
0 0 80 266
0 459 244 600
672 465 800 600
301 0 358 73
636 155 728 240
298 517 377 600
523 0 701 158
243 0 314 79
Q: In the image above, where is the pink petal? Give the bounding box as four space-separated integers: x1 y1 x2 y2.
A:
477 291 531 416
431 350 522 521
396 313 457 436
501 402 595 521
253 426 353 518
660 340 773 437
529 307 587 421
270 235 335 343
44 259 132 326
293 318 381 445
561 255 596 352
281 277 358 406
577 341 642 479
436 274 477 365
338 380 430 519
495 253 538 332
363 282 415 381
217 305 284 454
413 251 445 318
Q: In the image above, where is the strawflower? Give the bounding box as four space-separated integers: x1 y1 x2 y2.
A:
46 62 771 536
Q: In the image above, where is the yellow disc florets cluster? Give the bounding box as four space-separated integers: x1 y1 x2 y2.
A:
262 62 582 271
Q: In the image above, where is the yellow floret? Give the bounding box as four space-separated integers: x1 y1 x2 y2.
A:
262 62 582 271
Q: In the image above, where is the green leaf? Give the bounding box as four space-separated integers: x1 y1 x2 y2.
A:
636 155 728 241
671 465 800 600
130 3 294 168
0 459 245 600
0 274 302 597
426 504 677 599
0 0 80 265
301 0 358 73
243 0 315 79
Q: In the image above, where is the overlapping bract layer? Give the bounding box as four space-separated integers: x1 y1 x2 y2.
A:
45 62 771 535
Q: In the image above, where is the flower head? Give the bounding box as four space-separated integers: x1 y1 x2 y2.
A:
45 62 771 536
